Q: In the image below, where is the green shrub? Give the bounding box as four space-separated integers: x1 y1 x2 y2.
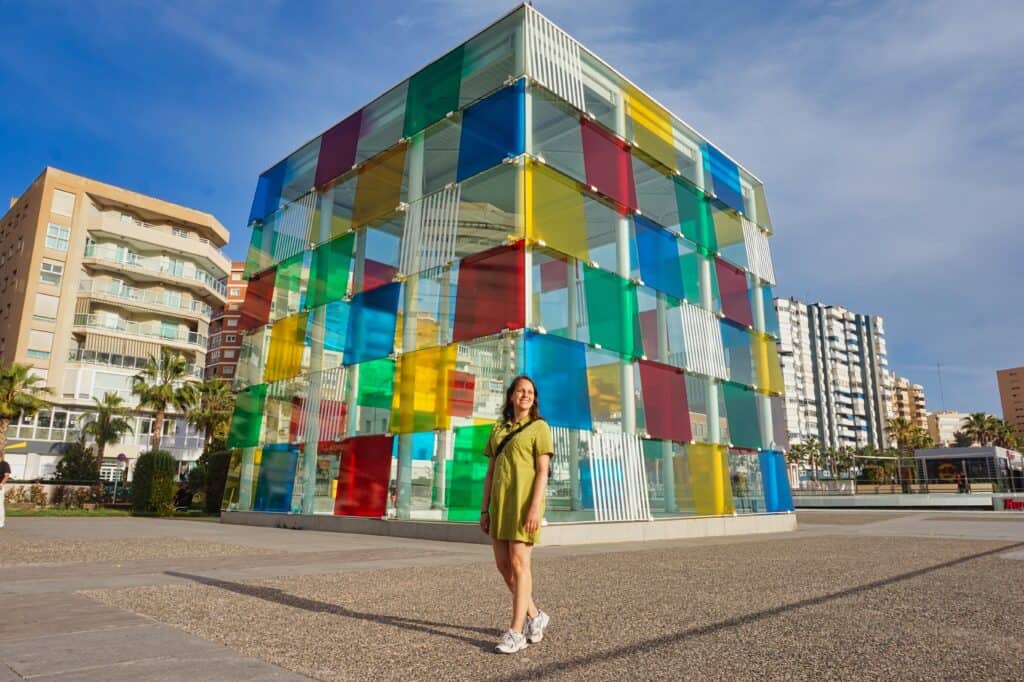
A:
132 450 177 516
203 450 232 515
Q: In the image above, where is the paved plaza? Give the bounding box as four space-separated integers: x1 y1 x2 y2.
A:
2 510 1023 680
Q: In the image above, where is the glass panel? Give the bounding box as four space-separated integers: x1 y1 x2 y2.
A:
531 84 585 181
716 258 753 328
306 233 354 309
446 423 493 522
675 179 716 252
419 117 461 195
253 443 299 513
638 360 691 442
634 215 685 301
359 214 403 291
271 252 305 322
353 143 407 229
759 450 794 512
532 248 577 339
248 161 286 225
684 443 734 516
452 241 524 342
451 333 521 424
624 85 676 173
753 183 772 231
356 358 396 409
702 143 744 214
316 110 363 189
244 220 274 278
722 382 761 450
721 320 755 387
753 332 784 394
357 81 408 163
235 327 270 391
686 373 727 444
728 449 766 514
632 154 680 233
579 51 618 131
293 367 348 443
769 395 789 451
263 377 306 445
333 434 393 517
524 331 592 430
582 192 622 271
712 202 747 268
405 45 465 138
582 264 640 357
585 348 622 432
580 117 636 211
525 160 587 262
344 282 401 365
226 383 267 448
458 9 521 107
264 313 308 383
390 345 457 434
761 285 780 339
313 174 356 244
454 162 521 260
637 289 686 368
457 80 525 182
401 266 456 351
309 299 350 355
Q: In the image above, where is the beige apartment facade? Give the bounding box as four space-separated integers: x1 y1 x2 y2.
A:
927 410 969 447
889 374 927 431
0 167 229 480
997 366 1024 435
205 261 247 382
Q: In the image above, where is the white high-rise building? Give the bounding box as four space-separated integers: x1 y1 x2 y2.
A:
775 297 891 449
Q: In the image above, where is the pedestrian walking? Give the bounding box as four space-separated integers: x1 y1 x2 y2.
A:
0 452 11 528
480 375 554 654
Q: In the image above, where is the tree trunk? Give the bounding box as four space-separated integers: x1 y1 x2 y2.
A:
0 417 9 460
151 411 164 452
96 440 106 481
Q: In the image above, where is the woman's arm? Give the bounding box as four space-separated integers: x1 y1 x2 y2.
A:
480 456 496 533
523 454 551 534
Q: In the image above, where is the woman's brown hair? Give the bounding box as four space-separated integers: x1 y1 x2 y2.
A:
501 375 542 424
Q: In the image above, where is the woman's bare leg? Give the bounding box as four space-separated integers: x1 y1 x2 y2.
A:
508 541 538 632
491 538 514 592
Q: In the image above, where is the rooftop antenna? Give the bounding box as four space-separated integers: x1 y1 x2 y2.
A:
936 362 946 411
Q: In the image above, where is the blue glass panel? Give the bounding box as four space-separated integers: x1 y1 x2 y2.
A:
457 79 525 182
702 144 744 214
721 320 755 387
634 215 685 301
253 443 298 513
249 161 286 225
306 300 350 353
524 332 592 430
761 285 780 338
759 450 794 512
344 282 401 365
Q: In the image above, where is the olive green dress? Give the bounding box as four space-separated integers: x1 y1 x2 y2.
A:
485 419 554 544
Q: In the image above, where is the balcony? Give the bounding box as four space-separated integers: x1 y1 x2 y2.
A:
66 349 203 378
72 314 207 350
78 280 213 320
82 243 227 300
89 212 230 276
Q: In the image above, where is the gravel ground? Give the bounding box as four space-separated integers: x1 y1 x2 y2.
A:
1 537 279 566
86 535 1024 681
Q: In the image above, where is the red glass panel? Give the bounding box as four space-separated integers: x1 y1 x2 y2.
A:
539 257 568 292
639 360 692 442
580 117 637 211
452 240 525 342
315 110 363 188
363 259 398 291
715 258 753 328
289 397 348 443
449 370 476 418
239 268 274 332
333 434 393 517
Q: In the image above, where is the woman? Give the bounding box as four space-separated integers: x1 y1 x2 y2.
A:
480 375 554 654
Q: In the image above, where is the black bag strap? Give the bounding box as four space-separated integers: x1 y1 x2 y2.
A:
494 419 536 458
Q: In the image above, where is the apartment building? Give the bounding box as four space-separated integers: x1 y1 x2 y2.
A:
206 262 247 382
889 374 928 431
997 366 1024 435
775 297 891 449
0 168 229 480
927 410 968 446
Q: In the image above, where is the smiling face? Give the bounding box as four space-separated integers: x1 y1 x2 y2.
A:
511 378 535 417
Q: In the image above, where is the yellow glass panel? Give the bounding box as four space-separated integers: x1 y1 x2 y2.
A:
685 443 734 516
353 143 407 228
586 361 621 423
712 205 744 248
390 345 457 433
752 332 785 394
625 86 676 173
264 313 308 383
525 159 588 262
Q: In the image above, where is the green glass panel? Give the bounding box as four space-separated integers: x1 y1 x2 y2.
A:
676 179 716 252
723 382 761 450
306 233 354 309
272 252 305 321
244 221 273 279
356 358 396 408
583 264 641 357
221 449 243 510
226 384 268 448
446 423 494 522
404 45 465 138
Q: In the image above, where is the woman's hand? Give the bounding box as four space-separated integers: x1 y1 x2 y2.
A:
480 510 490 534
524 506 542 534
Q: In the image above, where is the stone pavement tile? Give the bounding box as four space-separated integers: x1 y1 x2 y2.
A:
0 592 147 641
0 663 18 682
27 654 309 681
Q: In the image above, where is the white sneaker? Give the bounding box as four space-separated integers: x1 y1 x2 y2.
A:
495 629 528 654
525 610 550 643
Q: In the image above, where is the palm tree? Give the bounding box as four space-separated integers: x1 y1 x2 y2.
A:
82 391 134 478
132 351 199 451
961 412 998 446
0 362 51 460
952 431 974 447
187 378 235 451
992 419 1019 449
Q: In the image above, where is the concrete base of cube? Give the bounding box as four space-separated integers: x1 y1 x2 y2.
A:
220 510 797 546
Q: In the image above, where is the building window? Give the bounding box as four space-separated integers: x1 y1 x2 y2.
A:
51 189 75 217
229 287 241 297
160 321 178 339
46 223 70 251
223 366 234 376
172 227 189 239
226 318 238 327
226 335 236 343
32 293 59 321
39 260 64 286
28 329 54 358
224 349 235 359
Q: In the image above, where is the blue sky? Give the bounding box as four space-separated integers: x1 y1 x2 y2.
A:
2 0 1021 415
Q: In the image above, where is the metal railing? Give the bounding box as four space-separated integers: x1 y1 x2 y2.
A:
78 280 213 317
793 476 1023 495
66 349 203 378
83 243 227 296
72 314 207 348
